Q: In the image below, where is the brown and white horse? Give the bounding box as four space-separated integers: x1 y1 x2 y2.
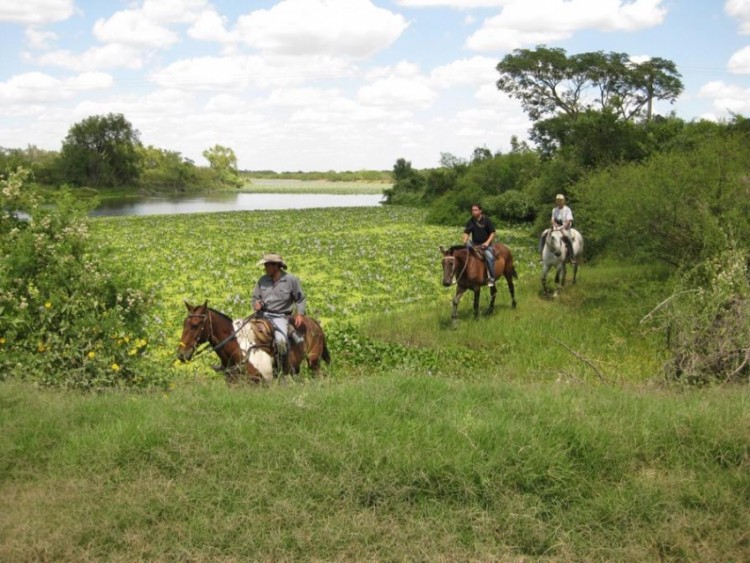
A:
440 244 517 327
177 301 330 383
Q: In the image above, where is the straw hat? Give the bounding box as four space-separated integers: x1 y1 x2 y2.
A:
256 253 287 269
555 194 565 201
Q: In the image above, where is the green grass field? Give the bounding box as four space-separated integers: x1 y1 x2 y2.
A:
2 206 748 561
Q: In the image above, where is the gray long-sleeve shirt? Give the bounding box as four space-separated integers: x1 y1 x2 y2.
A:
251 272 306 316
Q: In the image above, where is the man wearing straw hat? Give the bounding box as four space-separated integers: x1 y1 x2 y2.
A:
252 253 306 370
550 193 575 264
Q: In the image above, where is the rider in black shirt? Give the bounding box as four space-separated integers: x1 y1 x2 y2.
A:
462 203 496 286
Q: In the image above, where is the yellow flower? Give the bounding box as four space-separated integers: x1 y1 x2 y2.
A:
44 302 52 309
111 363 120 372
0 337 5 345
87 351 96 359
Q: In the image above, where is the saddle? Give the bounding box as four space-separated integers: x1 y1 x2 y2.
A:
469 243 499 261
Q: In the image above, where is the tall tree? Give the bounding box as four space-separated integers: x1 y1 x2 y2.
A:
202 144 238 172
496 46 683 123
59 113 142 187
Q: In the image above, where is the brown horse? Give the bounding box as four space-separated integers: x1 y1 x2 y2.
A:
177 301 330 383
440 244 517 326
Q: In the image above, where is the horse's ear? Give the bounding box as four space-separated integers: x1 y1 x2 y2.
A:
184 300 192 311
201 299 208 309
439 245 446 255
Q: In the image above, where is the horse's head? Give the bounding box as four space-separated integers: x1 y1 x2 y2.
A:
546 229 564 258
439 245 457 287
177 300 210 362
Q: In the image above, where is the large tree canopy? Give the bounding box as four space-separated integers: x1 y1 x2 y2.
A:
59 113 142 188
496 46 683 123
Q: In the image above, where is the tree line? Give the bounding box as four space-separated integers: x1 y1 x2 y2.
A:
0 113 244 192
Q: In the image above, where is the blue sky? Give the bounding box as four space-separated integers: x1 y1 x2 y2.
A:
1 1 749 171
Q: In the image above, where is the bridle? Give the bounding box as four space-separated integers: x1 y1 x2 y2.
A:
179 311 214 359
443 250 470 285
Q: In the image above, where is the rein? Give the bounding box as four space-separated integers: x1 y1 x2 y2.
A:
184 310 258 360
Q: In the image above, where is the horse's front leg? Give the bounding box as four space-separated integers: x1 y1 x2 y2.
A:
451 286 466 328
572 262 579 284
541 263 551 294
472 289 481 318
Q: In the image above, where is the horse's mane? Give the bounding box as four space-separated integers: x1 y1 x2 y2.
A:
447 244 467 254
207 306 233 324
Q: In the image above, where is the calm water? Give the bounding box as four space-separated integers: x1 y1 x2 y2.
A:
89 192 385 217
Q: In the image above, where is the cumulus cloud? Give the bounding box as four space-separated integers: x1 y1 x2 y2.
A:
150 53 356 91
699 80 750 114
726 0 750 34
396 0 501 6
466 0 667 51
93 9 180 48
188 9 230 42
140 0 211 24
429 56 499 88
0 0 75 25
24 28 58 50
728 45 750 73
31 44 145 71
0 71 112 104
233 0 408 57
358 75 437 108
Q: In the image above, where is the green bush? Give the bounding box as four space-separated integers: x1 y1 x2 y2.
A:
574 132 750 264
0 169 163 390
484 190 536 222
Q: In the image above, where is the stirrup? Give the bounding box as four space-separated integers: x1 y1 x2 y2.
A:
487 278 495 287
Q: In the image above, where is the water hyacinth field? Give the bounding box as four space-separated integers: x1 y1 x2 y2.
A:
91 206 539 378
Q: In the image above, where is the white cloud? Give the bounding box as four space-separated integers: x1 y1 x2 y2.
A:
466 0 667 51
358 75 437 108
726 0 750 34
187 9 230 42
24 28 58 50
140 0 210 24
93 9 180 48
31 44 145 71
430 56 499 88
728 45 750 73
150 54 356 91
0 71 112 104
0 0 75 25
699 80 750 114
233 0 408 57
149 56 262 91
396 1 501 6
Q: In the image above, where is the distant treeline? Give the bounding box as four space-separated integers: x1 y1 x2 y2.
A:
241 170 392 183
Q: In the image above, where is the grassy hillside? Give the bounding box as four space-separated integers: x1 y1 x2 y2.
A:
1 206 748 561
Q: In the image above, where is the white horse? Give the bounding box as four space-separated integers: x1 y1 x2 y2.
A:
541 228 583 296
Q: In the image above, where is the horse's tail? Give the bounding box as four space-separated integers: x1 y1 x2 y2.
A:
512 265 518 279
321 343 331 364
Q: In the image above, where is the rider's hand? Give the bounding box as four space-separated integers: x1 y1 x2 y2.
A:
254 301 264 311
294 314 304 328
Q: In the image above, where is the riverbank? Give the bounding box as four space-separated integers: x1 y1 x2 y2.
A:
85 178 391 201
